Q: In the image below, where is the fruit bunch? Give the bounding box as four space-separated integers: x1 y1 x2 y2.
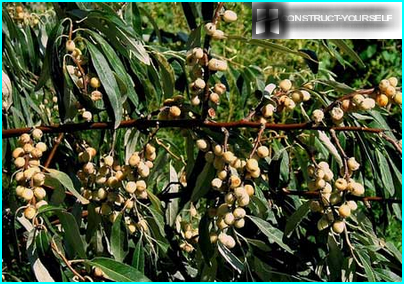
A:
76 143 157 233
377 77 401 107
254 80 312 124
308 159 364 234
12 130 48 220
195 138 270 249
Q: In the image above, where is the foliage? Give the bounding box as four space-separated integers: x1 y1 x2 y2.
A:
2 2 402 282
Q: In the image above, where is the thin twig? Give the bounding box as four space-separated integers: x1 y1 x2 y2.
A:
330 129 349 180
51 239 85 281
44 133 64 168
380 133 402 155
249 123 265 158
2 120 386 139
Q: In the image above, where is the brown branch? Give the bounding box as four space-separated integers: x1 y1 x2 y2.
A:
43 133 64 168
380 133 402 155
330 129 350 180
280 188 401 204
212 2 225 25
51 239 85 281
2 120 385 139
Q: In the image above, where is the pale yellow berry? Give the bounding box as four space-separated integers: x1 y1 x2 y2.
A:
224 212 235 225
351 182 364 196
394 92 402 105
91 90 103 101
19 133 31 145
312 109 324 124
360 98 375 110
388 77 398 87
82 111 92 122
137 164 150 178
245 184 255 196
107 176 120 188
194 78 206 89
191 95 201 106
234 187 247 198
385 86 396 97
376 94 389 107
246 159 259 172
24 206 36 220
129 153 140 167
222 151 236 164
36 200 48 209
301 90 311 101
223 10 238 22
14 157 26 168
30 148 43 159
332 220 345 234
12 147 25 159
32 129 43 141
211 178 222 190
237 194 250 207
279 79 292 92
204 23 216 35
192 47 204 59
212 29 225 40
233 207 246 219
35 142 47 152
352 94 365 105
291 91 303 103
209 92 220 104
169 106 181 118
229 176 241 189
126 181 137 194
338 204 351 218
331 107 344 121
234 218 245 229
210 232 218 243
379 79 390 91
34 187 46 200
261 104 275 118
346 200 358 211
335 178 348 191
214 83 226 95
127 223 137 234
90 77 101 88
315 178 326 189
104 156 114 167
347 157 360 171
257 146 269 158
97 188 107 200
136 180 147 191
66 40 76 52
22 187 34 201
217 170 227 180
196 139 209 152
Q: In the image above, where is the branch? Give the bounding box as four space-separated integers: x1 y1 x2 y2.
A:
279 188 401 204
43 133 64 168
2 119 385 139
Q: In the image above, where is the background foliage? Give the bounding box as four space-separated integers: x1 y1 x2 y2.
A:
2 2 402 282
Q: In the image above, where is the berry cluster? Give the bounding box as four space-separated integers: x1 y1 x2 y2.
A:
308 159 364 234
254 80 312 124
195 139 270 249
76 143 157 233
12 130 48 219
377 77 401 107
178 204 200 253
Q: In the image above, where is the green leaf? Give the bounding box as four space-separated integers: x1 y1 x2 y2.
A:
375 149 395 196
284 201 310 237
165 162 179 227
55 211 87 259
35 21 64 91
87 42 122 129
217 241 244 273
329 39 366 68
111 212 128 262
190 163 215 201
85 257 151 282
246 215 293 254
355 250 376 282
152 52 175 99
46 169 89 205
132 239 145 273
198 214 214 263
